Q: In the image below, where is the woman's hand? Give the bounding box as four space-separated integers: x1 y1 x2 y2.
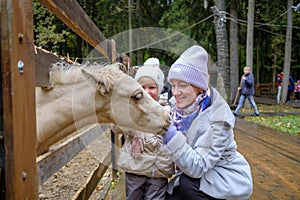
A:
162 124 177 144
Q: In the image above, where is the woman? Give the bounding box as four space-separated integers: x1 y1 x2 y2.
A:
162 45 253 200
118 58 174 200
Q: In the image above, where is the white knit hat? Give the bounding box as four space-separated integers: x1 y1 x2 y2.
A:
135 57 165 94
168 45 209 90
143 57 160 66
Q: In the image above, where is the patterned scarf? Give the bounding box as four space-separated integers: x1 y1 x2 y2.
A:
172 92 211 132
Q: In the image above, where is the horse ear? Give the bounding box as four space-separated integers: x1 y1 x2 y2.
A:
81 69 110 95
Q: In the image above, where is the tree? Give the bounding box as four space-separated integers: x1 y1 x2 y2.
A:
212 0 230 101
229 0 239 103
246 0 255 70
33 1 67 52
281 0 294 104
32 0 299 83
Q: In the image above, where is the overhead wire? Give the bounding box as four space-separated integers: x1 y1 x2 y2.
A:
69 14 215 60
253 6 290 28
122 14 215 54
222 7 300 41
224 7 299 28
67 5 299 60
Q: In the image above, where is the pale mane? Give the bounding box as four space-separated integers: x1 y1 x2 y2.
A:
48 62 121 87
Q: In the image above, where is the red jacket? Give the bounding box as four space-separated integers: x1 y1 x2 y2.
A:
277 73 283 86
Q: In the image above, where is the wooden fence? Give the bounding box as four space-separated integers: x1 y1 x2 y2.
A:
37 124 122 200
255 83 277 98
1 0 121 199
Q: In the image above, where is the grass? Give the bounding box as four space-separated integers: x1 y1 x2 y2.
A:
239 104 300 136
245 115 300 136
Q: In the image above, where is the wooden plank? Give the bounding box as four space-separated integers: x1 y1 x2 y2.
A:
99 174 112 199
1 0 38 199
255 83 277 97
34 47 65 87
72 152 111 200
37 124 109 185
112 131 122 180
34 47 75 87
38 0 109 58
111 40 117 63
35 0 119 86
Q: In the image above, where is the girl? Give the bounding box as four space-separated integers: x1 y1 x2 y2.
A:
118 58 174 200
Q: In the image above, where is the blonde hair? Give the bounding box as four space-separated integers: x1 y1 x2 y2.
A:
244 66 250 71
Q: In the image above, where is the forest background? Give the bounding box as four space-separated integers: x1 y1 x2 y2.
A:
33 0 300 103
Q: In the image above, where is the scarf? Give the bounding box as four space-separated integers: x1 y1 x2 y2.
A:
172 92 211 132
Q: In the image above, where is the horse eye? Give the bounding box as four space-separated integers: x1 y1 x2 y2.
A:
132 92 143 101
118 63 126 72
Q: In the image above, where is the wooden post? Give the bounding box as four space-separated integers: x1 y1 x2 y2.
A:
109 39 121 181
1 0 38 199
110 39 117 63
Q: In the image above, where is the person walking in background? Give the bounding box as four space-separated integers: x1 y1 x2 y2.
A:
295 80 300 102
162 45 253 200
276 71 283 104
233 66 259 116
286 74 295 104
117 57 174 200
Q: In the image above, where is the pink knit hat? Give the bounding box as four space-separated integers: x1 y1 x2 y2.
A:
168 45 209 90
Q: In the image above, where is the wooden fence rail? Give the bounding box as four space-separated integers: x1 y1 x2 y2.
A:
37 124 108 185
255 83 277 98
37 124 121 200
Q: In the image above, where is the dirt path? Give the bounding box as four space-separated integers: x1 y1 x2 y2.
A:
234 117 300 200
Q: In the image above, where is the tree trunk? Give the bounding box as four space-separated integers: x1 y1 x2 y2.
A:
128 0 133 61
281 0 293 104
229 0 239 104
256 45 259 84
213 0 230 102
244 0 255 109
246 0 255 70
136 0 141 66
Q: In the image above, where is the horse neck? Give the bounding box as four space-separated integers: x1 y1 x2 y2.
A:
36 81 108 146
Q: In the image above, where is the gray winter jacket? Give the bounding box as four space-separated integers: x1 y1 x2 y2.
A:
163 87 253 199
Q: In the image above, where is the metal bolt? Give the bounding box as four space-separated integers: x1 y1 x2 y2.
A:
22 171 27 181
18 60 24 74
18 33 24 44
